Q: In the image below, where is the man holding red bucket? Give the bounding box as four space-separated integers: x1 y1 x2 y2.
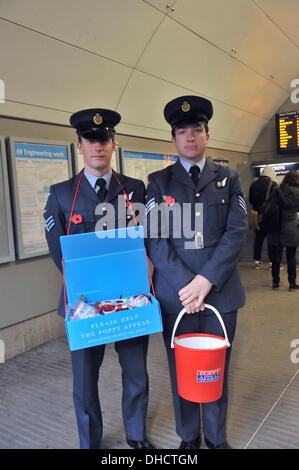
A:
146 96 247 449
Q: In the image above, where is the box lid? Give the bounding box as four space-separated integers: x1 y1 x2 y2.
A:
60 226 150 304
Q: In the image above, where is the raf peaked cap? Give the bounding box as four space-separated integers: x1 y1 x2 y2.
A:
164 95 213 127
70 108 121 140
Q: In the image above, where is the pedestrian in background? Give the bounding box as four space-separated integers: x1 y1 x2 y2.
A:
269 170 299 291
249 166 278 269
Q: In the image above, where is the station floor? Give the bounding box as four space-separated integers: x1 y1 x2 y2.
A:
0 262 298 450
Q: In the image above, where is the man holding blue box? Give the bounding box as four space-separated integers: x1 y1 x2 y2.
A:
44 108 153 449
146 95 247 449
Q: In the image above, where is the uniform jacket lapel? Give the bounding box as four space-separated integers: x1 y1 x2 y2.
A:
171 159 219 191
106 171 125 202
171 160 194 188
77 172 99 204
197 159 219 191
76 170 125 204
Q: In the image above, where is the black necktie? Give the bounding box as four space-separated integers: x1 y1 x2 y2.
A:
96 178 107 201
189 165 200 186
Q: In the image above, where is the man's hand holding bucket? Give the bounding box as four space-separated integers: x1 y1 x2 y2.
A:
178 274 213 314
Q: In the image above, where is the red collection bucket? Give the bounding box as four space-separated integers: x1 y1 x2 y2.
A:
171 304 230 403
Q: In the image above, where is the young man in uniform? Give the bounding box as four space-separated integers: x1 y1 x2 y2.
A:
146 96 247 449
44 108 153 450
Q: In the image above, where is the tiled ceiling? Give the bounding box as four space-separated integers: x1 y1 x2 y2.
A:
0 0 298 152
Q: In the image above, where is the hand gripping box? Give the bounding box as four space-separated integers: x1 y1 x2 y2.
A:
60 226 162 351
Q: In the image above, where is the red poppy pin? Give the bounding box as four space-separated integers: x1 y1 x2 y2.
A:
163 195 176 206
72 214 83 224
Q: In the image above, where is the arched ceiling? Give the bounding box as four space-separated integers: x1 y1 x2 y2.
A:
0 0 298 153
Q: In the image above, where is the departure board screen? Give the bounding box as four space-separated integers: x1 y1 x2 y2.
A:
276 111 299 154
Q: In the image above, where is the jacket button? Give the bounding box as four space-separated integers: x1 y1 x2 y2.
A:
196 192 200 197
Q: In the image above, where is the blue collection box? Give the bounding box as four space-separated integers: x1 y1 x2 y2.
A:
60 226 163 351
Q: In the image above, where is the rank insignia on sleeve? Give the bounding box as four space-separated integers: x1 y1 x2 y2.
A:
44 214 55 232
145 197 155 215
238 195 247 214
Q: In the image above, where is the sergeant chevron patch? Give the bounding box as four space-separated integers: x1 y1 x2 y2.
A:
145 197 155 215
44 214 55 232
238 195 247 214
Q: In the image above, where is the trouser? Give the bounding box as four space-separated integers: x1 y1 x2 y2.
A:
270 244 283 285
162 310 237 446
254 229 271 261
71 335 149 449
271 245 296 286
286 246 297 286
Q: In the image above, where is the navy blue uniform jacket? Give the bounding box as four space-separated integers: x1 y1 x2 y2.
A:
146 159 247 316
44 170 146 316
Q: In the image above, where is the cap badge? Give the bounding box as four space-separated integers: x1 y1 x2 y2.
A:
93 113 103 125
182 101 191 112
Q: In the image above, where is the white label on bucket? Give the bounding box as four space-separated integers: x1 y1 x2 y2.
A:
197 368 221 382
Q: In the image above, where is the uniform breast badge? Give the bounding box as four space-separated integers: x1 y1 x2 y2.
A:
216 177 227 188
123 191 134 201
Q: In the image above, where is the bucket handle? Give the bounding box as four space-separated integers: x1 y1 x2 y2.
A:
170 303 230 349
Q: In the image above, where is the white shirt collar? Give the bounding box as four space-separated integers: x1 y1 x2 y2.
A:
84 168 112 190
179 156 206 175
